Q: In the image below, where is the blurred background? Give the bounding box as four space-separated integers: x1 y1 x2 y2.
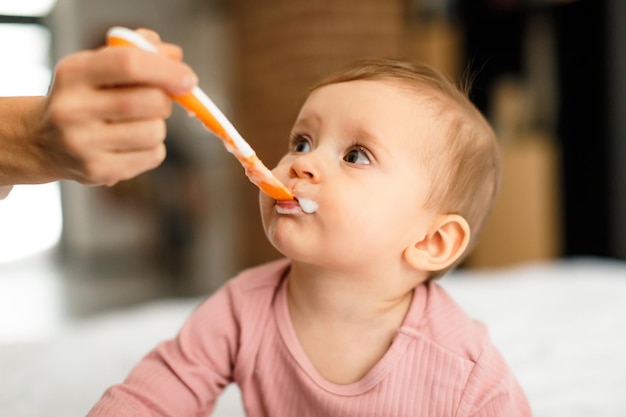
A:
0 0 624 342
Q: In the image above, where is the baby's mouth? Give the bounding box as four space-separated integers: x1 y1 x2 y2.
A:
275 197 318 214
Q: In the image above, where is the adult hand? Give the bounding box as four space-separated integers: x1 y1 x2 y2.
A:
0 28 197 188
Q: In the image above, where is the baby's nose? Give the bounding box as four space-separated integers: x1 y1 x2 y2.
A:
289 153 320 182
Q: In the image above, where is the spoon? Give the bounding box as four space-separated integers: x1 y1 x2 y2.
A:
106 26 294 201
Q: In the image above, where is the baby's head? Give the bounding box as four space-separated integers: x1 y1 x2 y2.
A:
311 59 500 278
262 58 499 281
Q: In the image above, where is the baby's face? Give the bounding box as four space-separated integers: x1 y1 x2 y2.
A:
260 80 442 271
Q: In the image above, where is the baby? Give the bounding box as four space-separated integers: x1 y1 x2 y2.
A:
88 58 531 416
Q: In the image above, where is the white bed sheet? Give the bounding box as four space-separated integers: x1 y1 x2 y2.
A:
1 257 625 417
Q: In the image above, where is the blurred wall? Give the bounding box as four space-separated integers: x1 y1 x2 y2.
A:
609 0 626 259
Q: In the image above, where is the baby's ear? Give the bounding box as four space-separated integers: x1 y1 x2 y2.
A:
403 214 470 273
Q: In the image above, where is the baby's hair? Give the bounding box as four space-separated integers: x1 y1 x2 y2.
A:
311 58 501 279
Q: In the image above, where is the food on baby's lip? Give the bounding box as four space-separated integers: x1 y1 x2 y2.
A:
275 197 318 214
297 197 318 214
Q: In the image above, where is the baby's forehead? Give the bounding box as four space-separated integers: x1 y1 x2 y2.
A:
304 79 461 134
310 78 449 111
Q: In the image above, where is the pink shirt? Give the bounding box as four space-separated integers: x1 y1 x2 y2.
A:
88 259 531 417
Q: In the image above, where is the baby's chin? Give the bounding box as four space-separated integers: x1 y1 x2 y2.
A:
264 223 314 259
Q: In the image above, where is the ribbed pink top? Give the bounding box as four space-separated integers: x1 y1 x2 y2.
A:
88 259 531 417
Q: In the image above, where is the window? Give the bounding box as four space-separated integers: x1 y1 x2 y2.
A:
0 0 56 16
0 1 61 263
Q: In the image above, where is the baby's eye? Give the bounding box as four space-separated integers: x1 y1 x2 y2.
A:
290 135 311 153
343 146 371 165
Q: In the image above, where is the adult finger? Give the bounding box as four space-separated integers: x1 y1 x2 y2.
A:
135 28 162 44
102 144 167 186
99 118 169 152
43 83 173 136
69 141 167 186
134 28 184 61
94 86 174 123
79 47 197 95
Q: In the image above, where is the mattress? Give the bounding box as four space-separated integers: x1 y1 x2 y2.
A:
1 257 624 416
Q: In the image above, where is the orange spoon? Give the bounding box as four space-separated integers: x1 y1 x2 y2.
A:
106 26 294 201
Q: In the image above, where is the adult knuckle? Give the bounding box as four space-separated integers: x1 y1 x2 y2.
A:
53 54 83 83
153 119 168 140
163 44 183 61
80 158 102 180
114 49 142 78
81 157 118 185
116 94 139 115
138 90 171 119
154 91 173 117
140 120 167 145
150 143 167 167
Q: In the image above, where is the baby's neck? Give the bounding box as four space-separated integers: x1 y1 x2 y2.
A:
286 263 418 384
286 261 422 320
287 270 408 321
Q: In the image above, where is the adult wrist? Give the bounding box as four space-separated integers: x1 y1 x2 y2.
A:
0 185 13 200
0 96 55 185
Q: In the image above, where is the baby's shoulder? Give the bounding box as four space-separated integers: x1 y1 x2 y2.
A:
190 258 290 335
414 282 492 363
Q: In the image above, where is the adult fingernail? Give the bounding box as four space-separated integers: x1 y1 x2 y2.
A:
177 73 198 94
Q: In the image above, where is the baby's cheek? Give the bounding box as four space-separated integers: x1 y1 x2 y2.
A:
258 202 271 231
260 194 281 221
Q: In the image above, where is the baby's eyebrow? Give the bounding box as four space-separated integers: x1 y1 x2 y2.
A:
348 125 391 155
292 114 321 132
350 126 378 142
